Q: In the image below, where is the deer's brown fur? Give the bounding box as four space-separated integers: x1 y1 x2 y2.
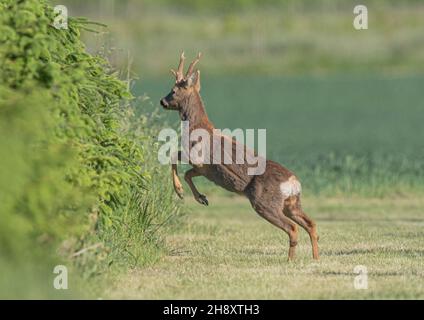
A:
160 52 319 260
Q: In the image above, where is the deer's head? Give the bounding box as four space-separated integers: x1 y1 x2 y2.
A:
160 52 202 111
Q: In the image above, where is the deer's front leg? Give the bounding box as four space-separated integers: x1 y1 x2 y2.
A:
171 152 184 199
184 168 208 206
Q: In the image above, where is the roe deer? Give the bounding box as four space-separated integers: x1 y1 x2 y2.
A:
160 52 319 260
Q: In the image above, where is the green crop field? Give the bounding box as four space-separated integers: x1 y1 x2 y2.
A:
137 74 424 196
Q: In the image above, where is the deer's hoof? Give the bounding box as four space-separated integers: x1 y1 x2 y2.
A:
196 194 209 206
174 188 184 199
173 185 184 199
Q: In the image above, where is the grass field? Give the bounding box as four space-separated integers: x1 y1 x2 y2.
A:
106 194 424 299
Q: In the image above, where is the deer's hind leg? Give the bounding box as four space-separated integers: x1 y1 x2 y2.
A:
283 196 319 260
249 199 299 261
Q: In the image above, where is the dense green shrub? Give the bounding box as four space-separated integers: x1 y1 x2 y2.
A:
0 0 179 297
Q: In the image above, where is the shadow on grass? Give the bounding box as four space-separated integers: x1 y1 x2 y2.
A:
319 269 423 277
323 247 424 257
318 217 424 222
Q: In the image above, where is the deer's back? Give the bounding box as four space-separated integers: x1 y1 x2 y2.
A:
196 133 296 195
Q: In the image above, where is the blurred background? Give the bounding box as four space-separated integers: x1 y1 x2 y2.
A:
55 0 424 76
54 0 424 195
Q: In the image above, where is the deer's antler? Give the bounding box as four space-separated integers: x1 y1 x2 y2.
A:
186 52 202 78
171 51 186 82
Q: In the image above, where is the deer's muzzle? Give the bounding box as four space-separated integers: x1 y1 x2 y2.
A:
160 98 169 108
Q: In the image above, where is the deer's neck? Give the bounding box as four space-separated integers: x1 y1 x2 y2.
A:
180 91 214 132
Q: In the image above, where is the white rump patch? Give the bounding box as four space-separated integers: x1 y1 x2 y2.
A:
280 176 302 199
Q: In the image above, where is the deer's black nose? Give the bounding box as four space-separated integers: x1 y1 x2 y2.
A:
160 98 169 108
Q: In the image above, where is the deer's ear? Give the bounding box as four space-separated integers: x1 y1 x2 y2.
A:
187 70 201 91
